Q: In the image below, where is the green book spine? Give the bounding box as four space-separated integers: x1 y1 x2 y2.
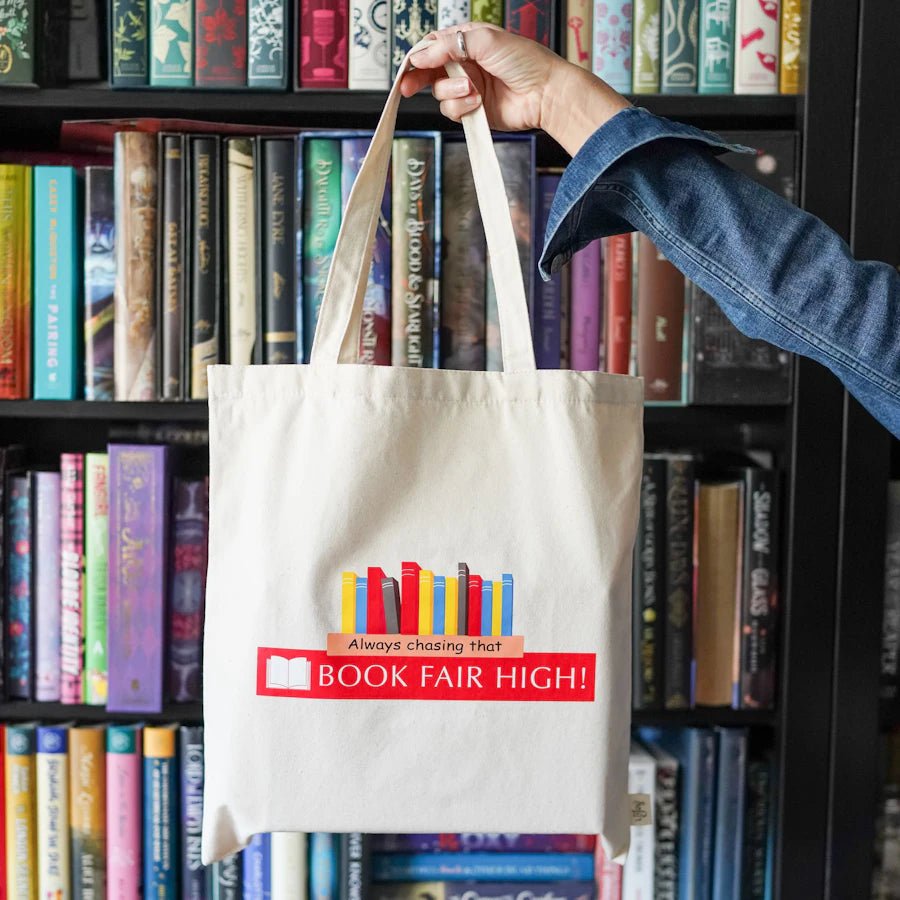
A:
301 139 341 362
0 0 35 84
111 0 149 85
632 0 661 93
698 0 734 94
471 0 501 23
83 453 109 706
662 0 698 93
149 0 193 85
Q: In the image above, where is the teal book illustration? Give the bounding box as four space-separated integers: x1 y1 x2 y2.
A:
433 576 445 636
390 0 436 78
355 577 367 633
662 0 698 92
501 573 513 636
698 0 734 93
150 0 193 85
248 0 285 86
33 166 80 400
111 0 149 84
480 581 492 636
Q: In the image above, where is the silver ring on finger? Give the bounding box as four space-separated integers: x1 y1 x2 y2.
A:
456 29 469 62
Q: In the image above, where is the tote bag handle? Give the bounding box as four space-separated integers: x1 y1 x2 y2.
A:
309 39 538 374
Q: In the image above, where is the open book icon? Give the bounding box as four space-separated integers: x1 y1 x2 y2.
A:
265 655 312 691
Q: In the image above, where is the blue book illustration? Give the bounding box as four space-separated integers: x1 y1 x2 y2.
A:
33 166 79 399
712 727 748 900
372 853 595 882
7 475 31 699
180 725 208 899
481 581 493 636
144 727 178 897
355 578 368 633
243 833 272 899
433 576 446 636
310 833 339 900
501 574 514 636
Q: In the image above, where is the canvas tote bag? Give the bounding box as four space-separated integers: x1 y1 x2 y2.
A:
202 39 645 866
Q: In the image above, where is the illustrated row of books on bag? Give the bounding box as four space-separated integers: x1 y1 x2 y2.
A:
633 453 780 711
0 444 207 710
0 125 793 405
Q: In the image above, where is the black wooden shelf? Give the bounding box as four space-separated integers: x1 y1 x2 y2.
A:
0 701 203 723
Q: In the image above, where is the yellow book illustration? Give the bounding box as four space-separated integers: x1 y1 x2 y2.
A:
418 570 434 635
6 723 37 900
779 0 804 93
492 581 503 636
444 577 459 635
341 571 357 633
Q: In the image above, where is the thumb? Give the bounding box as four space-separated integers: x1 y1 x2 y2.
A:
409 22 506 72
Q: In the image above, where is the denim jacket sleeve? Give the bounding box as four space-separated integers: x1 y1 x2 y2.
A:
538 106 900 438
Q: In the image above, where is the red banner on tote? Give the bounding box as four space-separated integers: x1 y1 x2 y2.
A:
256 647 597 702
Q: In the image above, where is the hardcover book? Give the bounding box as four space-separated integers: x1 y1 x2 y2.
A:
310 832 339 900
884 483 900 712
698 0 734 93
569 240 601 372
36 725 70 899
33 166 79 400
144 726 178 896
180 725 208 898
6 474 31 700
84 453 109 705
5 723 36 899
159 133 187 399
742 756 771 899
372 885 596 900
0 165 31 399
272 832 309 899
390 0 435 76
299 0 348 86
69 0 102 79
641 738 680 898
438 0 468 27
248 0 287 86
372 854 595 882
0 445 22 698
340 833 372 900
470 0 500 22
778 0 802 92
505 0 552 46
150 0 193 85
111 0 149 84
559 267 570 368
592 0 632 93
114 132 158 401
60 453 85 704
372 835 598 853
625 742 657 897
734 0 779 93
348 0 389 88
212 853 244 899
226 137 258 366
69 725 106 900
195 0 247 86
107 724 142 899
32 470 61 703
0 0 69 84
632 0 661 92
84 166 115 401
565 0 591 68
533 172 562 370
662 0 698 92
108 444 169 713
712 727 748 900
604 233 631 375
244 833 272 899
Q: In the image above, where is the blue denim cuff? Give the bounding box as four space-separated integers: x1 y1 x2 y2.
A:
538 106 753 279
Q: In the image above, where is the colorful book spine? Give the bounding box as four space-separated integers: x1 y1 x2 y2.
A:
355 578 368 632
433 576 446 635
6 475 31 699
36 726 70 900
391 136 436 368
84 453 109 705
603 234 632 375
144 725 178 897
189 136 222 399
107 724 142 900
566 0 591 68
150 0 193 84
662 0 699 92
299 0 349 86
0 0 35 84
632 0 661 92
348 0 389 88
248 0 286 87
5 724 36 900
400 561 420 635
180 725 207 899
310 832 338 900
84 166 115 401
505 0 552 45
342 137 392 365
60 460 85 705
0 165 31 399
33 471 61 702
712 728 747 900
559 253 570 368
70 725 106 900
372 835 599 853
373 885 596 900
339 833 371 900
160 133 187 400
470 0 501 22
734 0 779 93
480 581 492 636
596 847 623 900
438 0 468 26
195 0 247 86
111 0 149 84
698 0 734 93
367 566 387 634
418 570 434 636
467 574 482 637
390 0 435 77
114 132 158 401
592 0 632 92
262 138 298 364
33 166 79 400
212 853 243 899
569 240 601 372
244 833 272 899
272 832 308 900
372 854 596 882
226 138 258 366
169 477 209 703
778 0 802 93
108 444 169 713
303 138 342 361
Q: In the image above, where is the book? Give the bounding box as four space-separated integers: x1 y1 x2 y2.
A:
884 483 900 712
565 0 591 68
470 0 500 21
272 832 308 900
0 445 21 699
5 723 36 900
624 742 656 898
569 240 601 372
244 833 272 899
372 855 596 882
169 476 209 703
372 886 596 900
248 0 287 87
371 836 598 853
195 0 248 86
661 0 698 92
33 166 79 400
303 137 342 361
83 453 109 706
179 725 207 898
593 0 632 92
107 724 142 900
694 479 743 707
441 140 486 371
418 569 434 635
534 172 562 370
348 0 389 88
742 756 771 900
32 470 61 702
150 0 193 85
734 0 779 93
299 0 348 87
6 474 31 699
698 0 734 93
392 135 437 368
36 725 70 899
311 832 339 900
390 0 435 77
641 738 679 899
70 725 106 900
632 0 660 92
559 264 570 368
69 0 102 80
604 234 632 375
778 0 802 93
144 725 178 896
108 444 169 713
438 0 468 27
596 846 622 900
84 165 116 401
159 133 187 400
712 727 748 900
0 165 31 399
212 853 244 899
114 131 158 401
226 137 258 366
340 833 371 900
189 136 222 399
60 453 85 705
505 0 552 46
111 0 149 84
0 0 37 84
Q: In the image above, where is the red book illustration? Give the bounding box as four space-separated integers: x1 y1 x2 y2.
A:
505 0 552 46
467 575 483 636
195 0 248 87
604 234 632 375
400 562 421 635
367 566 387 634
298 0 348 88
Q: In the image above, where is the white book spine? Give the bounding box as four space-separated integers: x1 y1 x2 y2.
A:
438 0 470 28
37 744 71 898
271 831 308 900
349 0 391 89
624 749 656 900
734 0 780 93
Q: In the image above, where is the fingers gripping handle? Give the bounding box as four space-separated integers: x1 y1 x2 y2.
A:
309 39 537 373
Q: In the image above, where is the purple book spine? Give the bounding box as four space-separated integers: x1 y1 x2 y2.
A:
373 884 595 900
60 452 85 704
534 173 561 370
370 835 598 853
108 444 169 713
7 475 31 699
34 471 62 702
169 477 209 704
569 239 602 371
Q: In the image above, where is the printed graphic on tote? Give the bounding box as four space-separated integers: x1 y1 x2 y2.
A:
257 562 597 702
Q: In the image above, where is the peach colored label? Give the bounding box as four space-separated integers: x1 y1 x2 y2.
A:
326 633 525 659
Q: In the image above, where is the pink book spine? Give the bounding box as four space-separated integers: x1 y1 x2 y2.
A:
595 842 623 900
107 725 142 900
570 239 602 371
60 452 84 703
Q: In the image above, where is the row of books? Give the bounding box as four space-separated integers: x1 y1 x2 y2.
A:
0 444 208 710
0 125 794 405
633 453 780 711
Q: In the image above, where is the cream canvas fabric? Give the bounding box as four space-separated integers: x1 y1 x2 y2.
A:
202 40 644 866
